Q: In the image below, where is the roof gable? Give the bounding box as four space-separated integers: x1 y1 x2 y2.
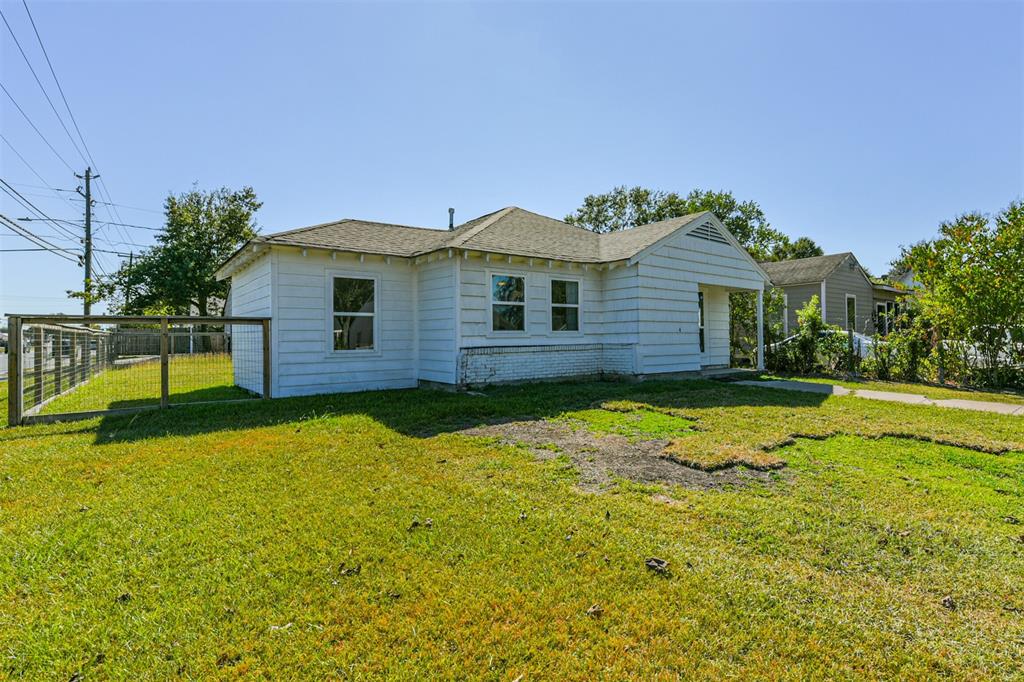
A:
217 206 770 278
759 252 854 286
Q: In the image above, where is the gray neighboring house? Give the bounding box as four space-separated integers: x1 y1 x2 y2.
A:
760 252 905 336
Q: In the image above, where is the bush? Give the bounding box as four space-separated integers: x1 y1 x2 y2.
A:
765 295 852 376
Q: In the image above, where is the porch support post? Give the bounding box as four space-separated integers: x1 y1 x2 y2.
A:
756 288 765 371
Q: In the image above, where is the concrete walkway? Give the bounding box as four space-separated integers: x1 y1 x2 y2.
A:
735 379 1024 416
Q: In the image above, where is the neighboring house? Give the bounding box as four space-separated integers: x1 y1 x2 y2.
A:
215 206 771 397
760 252 906 336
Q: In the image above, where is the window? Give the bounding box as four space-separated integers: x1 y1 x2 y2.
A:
551 279 579 332
698 291 705 353
783 293 789 335
845 294 857 331
332 276 375 350
491 274 525 332
875 302 888 335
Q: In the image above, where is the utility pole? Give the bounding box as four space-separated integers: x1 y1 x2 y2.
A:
75 167 97 315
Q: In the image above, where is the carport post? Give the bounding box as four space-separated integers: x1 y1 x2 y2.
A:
756 288 765 371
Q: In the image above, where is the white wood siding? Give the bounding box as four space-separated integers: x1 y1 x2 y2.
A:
632 231 764 374
703 286 730 367
271 249 417 396
229 254 271 393
458 260 605 347
416 258 457 383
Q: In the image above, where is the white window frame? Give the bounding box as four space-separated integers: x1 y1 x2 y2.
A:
845 293 857 332
487 271 528 336
325 270 381 356
549 276 582 335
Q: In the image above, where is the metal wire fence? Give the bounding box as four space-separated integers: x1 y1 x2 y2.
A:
6 315 270 426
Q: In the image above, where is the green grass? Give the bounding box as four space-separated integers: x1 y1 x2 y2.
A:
23 354 253 415
1 378 1023 679
557 405 694 441
760 373 1024 405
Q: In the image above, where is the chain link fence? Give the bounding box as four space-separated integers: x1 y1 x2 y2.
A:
6 315 270 426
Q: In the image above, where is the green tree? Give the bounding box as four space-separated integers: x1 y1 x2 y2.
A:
769 236 824 261
904 201 1024 386
565 186 789 260
105 186 262 316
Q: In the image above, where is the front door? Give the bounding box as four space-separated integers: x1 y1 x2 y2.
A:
698 290 708 366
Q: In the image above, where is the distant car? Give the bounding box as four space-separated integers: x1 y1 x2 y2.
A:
770 329 875 359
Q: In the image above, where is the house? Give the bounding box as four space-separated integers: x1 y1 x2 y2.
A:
759 252 906 336
215 207 771 397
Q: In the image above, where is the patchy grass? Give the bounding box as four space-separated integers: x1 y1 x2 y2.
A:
759 373 1024 405
557 405 694 441
26 354 253 415
1 378 1023 679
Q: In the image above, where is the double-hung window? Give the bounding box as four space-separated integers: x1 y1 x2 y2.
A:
332 276 375 350
551 279 579 332
491 274 525 332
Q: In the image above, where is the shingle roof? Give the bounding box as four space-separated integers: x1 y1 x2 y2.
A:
262 218 450 257
758 253 853 286
248 206 709 264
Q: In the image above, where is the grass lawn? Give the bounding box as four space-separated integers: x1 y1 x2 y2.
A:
1 376 1023 679
759 373 1024 406
22 354 254 415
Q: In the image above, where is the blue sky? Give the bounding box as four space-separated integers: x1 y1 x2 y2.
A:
2 0 1021 315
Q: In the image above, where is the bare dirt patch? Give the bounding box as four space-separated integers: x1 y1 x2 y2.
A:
459 419 778 492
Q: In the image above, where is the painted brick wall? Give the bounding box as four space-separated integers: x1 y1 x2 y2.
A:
458 343 635 385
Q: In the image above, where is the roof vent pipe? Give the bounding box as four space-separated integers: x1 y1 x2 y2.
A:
448 207 455 230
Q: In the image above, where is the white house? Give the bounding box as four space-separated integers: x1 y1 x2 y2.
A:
215 206 770 397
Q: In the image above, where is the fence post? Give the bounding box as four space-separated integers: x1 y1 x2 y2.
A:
33 326 44 407
7 317 22 426
160 317 169 408
262 319 271 399
55 329 63 395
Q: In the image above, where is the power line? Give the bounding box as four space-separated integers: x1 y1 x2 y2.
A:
20 0 136 253
0 212 80 261
0 136 78 213
87 198 163 214
0 6 88 165
0 177 80 240
4 181 76 193
0 80 74 171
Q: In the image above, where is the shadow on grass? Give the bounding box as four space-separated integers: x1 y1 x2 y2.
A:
89 378 827 445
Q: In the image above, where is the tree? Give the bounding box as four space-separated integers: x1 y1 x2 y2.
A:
565 186 789 260
904 201 1024 387
769 236 824 262
104 186 262 316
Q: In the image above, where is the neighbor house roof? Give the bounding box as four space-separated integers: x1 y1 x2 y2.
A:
219 206 720 277
758 253 854 286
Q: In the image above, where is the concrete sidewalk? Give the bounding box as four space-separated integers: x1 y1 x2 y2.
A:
735 379 1024 416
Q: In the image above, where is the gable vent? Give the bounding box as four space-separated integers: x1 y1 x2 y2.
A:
688 221 729 245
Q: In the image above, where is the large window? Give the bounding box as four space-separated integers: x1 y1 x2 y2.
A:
332 276 375 350
845 294 857 331
551 279 579 332
491 274 525 331
698 291 705 353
